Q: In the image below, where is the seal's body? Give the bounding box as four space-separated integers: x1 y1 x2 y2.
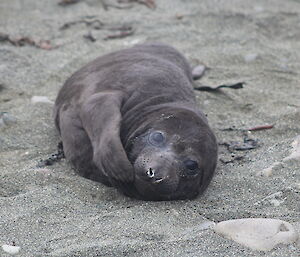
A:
54 43 217 200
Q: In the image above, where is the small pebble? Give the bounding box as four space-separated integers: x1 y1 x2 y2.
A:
31 96 54 104
254 6 264 12
192 64 206 80
175 13 184 20
0 112 17 128
256 161 282 177
2 244 21 255
123 38 142 46
244 53 258 62
283 135 300 161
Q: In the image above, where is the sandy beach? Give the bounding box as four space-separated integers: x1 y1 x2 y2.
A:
0 0 299 256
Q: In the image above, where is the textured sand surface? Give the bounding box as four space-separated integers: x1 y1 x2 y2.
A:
0 0 299 256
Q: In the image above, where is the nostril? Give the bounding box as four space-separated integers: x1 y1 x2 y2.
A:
147 167 155 178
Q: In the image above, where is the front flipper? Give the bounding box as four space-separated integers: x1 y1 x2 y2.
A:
80 91 136 193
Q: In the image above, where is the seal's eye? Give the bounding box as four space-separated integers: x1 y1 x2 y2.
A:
149 131 165 146
184 160 199 175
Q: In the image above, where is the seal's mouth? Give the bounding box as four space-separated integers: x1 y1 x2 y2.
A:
134 169 179 199
145 167 170 184
131 147 182 200
153 178 164 184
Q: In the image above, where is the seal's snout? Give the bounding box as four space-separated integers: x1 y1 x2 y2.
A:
133 151 182 199
146 167 164 183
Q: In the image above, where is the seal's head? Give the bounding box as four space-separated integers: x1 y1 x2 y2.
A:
126 108 218 201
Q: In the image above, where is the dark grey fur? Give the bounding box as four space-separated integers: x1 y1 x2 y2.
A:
54 43 218 200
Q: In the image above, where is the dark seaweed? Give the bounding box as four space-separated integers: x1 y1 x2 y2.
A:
37 142 65 168
194 82 244 92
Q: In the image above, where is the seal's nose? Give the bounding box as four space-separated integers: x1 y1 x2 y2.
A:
146 167 164 183
146 167 155 178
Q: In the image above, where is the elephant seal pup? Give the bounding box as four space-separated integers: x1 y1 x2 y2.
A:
54 42 218 200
